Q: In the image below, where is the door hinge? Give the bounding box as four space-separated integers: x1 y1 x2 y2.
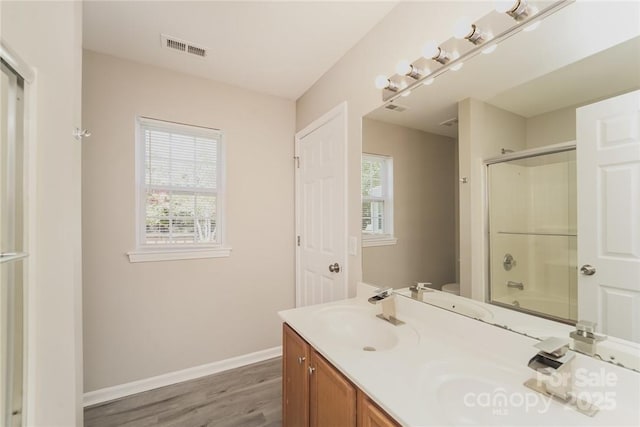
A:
294 156 300 168
297 235 301 246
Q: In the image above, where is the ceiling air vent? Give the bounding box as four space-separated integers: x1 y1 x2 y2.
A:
161 34 207 58
439 117 459 127
384 103 408 113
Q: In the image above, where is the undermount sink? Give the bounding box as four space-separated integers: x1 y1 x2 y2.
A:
417 359 575 426
312 304 418 351
420 292 494 321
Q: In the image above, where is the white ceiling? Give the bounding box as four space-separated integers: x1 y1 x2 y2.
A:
487 37 640 118
365 1 640 138
82 1 397 100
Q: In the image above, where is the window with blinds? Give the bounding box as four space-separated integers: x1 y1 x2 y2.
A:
362 154 394 240
137 117 224 247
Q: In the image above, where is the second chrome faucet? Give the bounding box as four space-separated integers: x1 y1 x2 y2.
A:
368 288 405 326
409 282 433 300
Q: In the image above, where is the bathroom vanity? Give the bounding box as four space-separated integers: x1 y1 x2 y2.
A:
282 323 399 427
279 283 640 426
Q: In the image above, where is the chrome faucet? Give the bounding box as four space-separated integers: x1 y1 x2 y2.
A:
409 282 433 300
570 320 606 356
524 337 599 416
506 280 524 290
368 288 404 326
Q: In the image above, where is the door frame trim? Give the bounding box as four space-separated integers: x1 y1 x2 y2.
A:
294 102 348 307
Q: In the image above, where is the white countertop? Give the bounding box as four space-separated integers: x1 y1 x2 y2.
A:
279 283 640 426
395 286 640 372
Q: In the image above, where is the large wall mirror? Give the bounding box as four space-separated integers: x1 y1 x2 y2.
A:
361 0 640 366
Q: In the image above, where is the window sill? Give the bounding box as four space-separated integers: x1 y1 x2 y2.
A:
127 247 232 263
362 236 397 248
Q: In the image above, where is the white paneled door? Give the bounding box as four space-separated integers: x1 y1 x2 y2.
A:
577 90 640 343
295 103 347 307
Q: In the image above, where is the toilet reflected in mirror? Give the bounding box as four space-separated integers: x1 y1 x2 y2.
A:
441 283 459 295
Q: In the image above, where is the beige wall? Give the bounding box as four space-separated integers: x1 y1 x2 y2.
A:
1 1 83 425
362 119 456 289
296 1 492 295
82 51 295 392
526 105 576 148
458 99 527 299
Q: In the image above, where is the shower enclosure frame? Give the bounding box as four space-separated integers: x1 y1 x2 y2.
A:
484 140 577 325
1 41 34 427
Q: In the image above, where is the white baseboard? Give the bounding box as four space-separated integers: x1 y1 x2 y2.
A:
83 346 282 407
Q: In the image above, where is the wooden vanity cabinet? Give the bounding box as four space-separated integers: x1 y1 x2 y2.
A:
309 350 356 427
283 322 310 426
283 323 398 427
357 390 400 427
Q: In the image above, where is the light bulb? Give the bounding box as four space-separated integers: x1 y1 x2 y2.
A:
497 0 533 21
453 17 473 39
495 0 517 13
482 43 498 54
395 60 412 76
375 75 390 89
423 78 435 86
422 40 440 59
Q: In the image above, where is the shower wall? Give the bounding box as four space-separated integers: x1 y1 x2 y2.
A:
488 151 577 322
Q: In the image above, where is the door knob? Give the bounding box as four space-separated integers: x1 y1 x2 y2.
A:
297 356 306 365
308 366 315 375
328 262 340 273
580 264 596 276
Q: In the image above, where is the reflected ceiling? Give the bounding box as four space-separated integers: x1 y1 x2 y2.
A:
365 2 640 138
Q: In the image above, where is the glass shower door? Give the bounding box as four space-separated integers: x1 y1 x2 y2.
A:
1 58 26 427
487 148 577 324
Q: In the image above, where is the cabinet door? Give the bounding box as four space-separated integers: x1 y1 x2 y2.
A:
357 390 400 427
309 350 356 427
283 324 310 427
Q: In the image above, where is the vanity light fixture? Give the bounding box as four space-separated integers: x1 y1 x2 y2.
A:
401 90 411 97
396 60 426 79
495 0 536 22
454 17 491 45
375 75 399 91
422 40 451 64
376 0 572 99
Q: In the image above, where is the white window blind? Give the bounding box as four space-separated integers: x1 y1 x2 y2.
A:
362 154 394 240
138 117 223 247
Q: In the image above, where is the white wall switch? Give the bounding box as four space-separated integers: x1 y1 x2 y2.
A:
349 236 358 256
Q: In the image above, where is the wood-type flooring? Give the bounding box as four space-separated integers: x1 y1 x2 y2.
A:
84 357 282 427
